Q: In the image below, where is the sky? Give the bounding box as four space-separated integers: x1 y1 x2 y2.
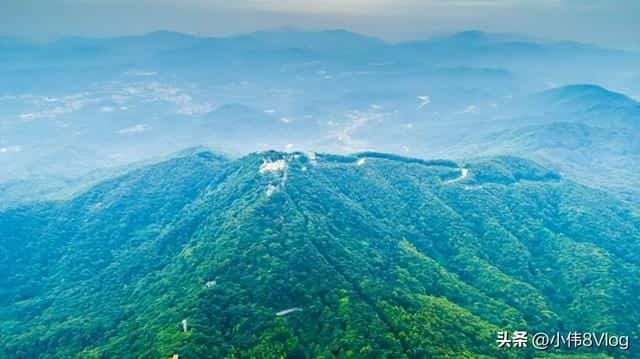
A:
2 0 639 49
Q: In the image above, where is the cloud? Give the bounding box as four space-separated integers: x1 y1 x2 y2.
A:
325 109 385 151
417 95 431 109
247 0 524 15
461 105 477 114
136 81 213 115
177 103 214 116
127 70 158 77
13 80 213 124
105 80 213 115
18 94 94 121
118 124 150 135
0 145 22 154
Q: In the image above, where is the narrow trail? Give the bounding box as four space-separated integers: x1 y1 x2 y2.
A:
444 168 469 184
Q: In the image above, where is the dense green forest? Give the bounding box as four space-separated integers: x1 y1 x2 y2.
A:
1 149 639 358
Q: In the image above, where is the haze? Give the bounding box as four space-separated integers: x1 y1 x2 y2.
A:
2 0 640 49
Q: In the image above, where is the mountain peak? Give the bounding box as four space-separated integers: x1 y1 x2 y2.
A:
170 146 228 161
236 27 385 51
434 30 533 45
450 30 487 41
538 84 637 109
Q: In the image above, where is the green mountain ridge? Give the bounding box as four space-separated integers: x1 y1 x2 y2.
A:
1 150 639 358
461 121 640 204
442 84 640 205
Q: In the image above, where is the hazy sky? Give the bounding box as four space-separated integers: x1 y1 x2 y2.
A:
2 0 639 49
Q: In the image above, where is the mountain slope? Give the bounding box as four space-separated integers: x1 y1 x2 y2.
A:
448 84 640 203
1 151 639 358
475 122 640 202
533 84 638 112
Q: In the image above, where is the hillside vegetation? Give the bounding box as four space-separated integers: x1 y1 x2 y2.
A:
1 149 638 358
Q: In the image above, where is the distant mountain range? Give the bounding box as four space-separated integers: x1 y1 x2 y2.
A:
1 28 639 202
1 149 638 357
2 28 638 83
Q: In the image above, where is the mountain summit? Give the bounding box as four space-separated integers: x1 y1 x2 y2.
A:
536 84 638 111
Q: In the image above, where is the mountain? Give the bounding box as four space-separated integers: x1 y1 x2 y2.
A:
475 122 640 202
0 158 150 210
530 85 640 132
1 150 638 358
395 30 632 64
231 28 386 53
446 84 640 203
2 29 640 183
531 84 639 115
407 30 541 53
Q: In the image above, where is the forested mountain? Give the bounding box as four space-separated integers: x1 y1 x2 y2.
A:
1 149 638 358
443 85 640 203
